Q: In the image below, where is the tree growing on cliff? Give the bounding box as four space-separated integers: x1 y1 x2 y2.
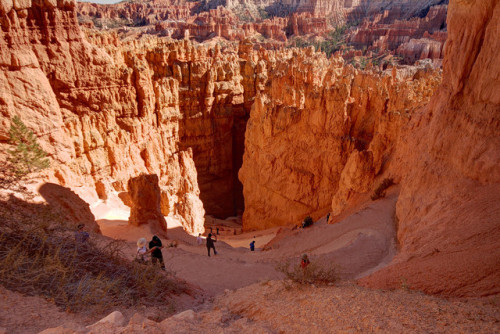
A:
1 116 50 188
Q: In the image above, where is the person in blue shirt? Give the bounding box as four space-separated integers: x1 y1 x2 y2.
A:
250 240 255 251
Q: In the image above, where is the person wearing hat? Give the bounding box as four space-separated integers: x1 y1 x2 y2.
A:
74 224 89 243
136 237 148 264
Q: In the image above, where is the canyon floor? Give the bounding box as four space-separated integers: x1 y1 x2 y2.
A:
1 191 499 333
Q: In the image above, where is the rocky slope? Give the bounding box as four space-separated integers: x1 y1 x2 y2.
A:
359 0 500 297
33 282 500 333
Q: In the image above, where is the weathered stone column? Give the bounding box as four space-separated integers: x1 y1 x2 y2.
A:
128 174 167 235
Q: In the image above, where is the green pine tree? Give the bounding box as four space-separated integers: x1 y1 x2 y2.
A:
7 116 50 178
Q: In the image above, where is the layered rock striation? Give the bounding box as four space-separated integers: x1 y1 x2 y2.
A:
0 0 442 231
348 4 448 64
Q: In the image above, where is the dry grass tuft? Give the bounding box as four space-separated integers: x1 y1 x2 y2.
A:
276 260 338 285
0 196 188 315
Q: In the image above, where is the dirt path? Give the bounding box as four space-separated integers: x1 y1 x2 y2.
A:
8 190 499 333
96 190 399 298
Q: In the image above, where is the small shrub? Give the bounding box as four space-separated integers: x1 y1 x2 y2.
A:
2 116 49 190
371 178 394 200
0 204 188 315
400 277 410 292
276 260 338 285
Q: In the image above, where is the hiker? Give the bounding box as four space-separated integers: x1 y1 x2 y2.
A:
206 233 217 257
74 224 89 243
216 227 219 235
250 240 255 251
197 233 203 246
136 237 148 264
326 212 331 223
300 254 310 269
302 216 313 228
149 235 165 270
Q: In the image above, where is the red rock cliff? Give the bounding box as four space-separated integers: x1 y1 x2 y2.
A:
0 0 208 234
239 46 441 230
359 0 500 297
76 0 448 65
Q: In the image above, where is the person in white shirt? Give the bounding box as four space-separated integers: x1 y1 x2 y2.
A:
136 237 148 263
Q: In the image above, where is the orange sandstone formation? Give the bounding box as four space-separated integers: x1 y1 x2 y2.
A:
38 183 101 233
0 0 441 232
1 0 497 301
239 48 440 230
358 0 500 297
0 0 206 233
348 4 448 64
128 174 167 235
76 0 448 64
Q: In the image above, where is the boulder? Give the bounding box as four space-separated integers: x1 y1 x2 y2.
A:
92 310 126 327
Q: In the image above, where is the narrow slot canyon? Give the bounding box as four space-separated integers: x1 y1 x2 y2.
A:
181 105 248 220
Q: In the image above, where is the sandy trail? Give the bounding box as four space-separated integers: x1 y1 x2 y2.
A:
3 189 500 333
96 189 399 297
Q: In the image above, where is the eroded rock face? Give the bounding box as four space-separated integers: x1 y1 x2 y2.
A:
239 48 441 230
359 0 500 297
0 0 207 232
348 4 448 64
128 174 167 234
76 0 448 64
0 0 443 235
38 183 100 233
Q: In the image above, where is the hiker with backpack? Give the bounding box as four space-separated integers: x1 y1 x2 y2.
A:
149 235 165 270
206 233 217 256
250 239 255 251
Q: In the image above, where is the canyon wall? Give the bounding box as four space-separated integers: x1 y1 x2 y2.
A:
239 47 440 230
0 0 212 234
359 0 500 297
1 0 443 228
348 4 448 64
1 0 497 299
